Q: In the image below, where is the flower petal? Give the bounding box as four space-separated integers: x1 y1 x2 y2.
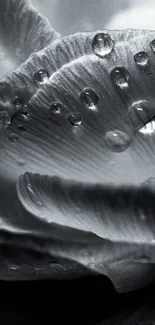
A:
15 172 155 291
1 30 155 186
16 172 155 244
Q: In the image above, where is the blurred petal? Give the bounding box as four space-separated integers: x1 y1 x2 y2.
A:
98 302 155 325
0 0 60 74
0 230 93 280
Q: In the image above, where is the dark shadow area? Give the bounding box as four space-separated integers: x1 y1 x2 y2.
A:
0 275 155 325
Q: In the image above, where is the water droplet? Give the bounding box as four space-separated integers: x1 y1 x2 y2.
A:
92 33 114 58
50 102 62 114
15 47 21 58
104 130 131 152
0 111 11 130
128 100 155 130
27 183 43 207
150 39 155 52
17 124 26 132
134 51 150 74
8 133 19 142
139 256 150 263
17 158 26 167
67 112 82 126
10 264 20 271
21 108 30 119
138 208 146 221
13 96 24 110
134 51 149 66
34 69 49 86
139 119 155 134
80 88 99 109
111 67 129 89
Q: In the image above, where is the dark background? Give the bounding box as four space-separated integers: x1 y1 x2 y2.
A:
1 275 155 325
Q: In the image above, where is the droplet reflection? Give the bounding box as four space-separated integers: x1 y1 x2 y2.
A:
104 130 131 152
92 33 114 58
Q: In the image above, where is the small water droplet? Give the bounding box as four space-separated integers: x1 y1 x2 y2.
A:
128 100 155 130
111 67 129 89
8 133 19 142
67 112 82 126
50 102 62 114
150 39 155 52
34 69 49 86
27 183 43 207
104 130 131 152
17 158 26 167
13 96 24 110
0 111 11 130
15 47 21 58
139 256 150 263
92 33 114 58
134 51 151 74
10 264 20 271
80 88 99 109
17 124 26 132
138 208 146 221
49 259 58 267
21 108 30 119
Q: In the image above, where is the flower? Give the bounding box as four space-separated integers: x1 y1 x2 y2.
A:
0 0 155 293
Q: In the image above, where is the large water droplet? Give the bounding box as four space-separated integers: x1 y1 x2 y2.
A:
80 88 99 109
104 130 131 152
67 112 82 126
139 119 155 134
92 33 114 58
150 39 155 52
134 51 149 66
34 69 49 86
128 100 155 130
111 67 129 89
0 111 11 130
134 51 150 74
27 183 43 207
50 102 62 115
